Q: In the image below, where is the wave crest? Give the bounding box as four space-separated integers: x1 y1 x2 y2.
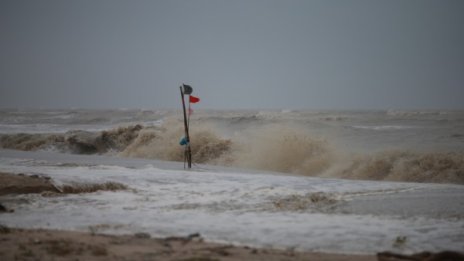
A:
339 151 464 184
0 125 143 154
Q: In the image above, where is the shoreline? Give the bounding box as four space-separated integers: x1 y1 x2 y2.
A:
2 227 463 261
0 226 376 261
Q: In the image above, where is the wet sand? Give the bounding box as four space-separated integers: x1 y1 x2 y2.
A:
0 172 58 196
0 227 377 261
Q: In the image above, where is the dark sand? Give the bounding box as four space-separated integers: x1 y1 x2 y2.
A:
0 227 379 261
0 172 58 196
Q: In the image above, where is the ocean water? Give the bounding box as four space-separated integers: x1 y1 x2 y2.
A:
1 109 463 183
0 109 463 254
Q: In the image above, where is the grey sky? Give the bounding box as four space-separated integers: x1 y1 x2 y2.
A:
1 0 463 110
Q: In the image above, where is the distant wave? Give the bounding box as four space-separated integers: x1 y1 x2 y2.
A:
386 109 448 116
351 125 416 131
0 109 166 126
1 120 463 185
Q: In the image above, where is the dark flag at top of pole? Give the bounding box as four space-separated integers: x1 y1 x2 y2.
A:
179 84 200 169
182 84 193 95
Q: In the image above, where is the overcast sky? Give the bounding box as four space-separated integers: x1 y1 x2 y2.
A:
1 0 463 110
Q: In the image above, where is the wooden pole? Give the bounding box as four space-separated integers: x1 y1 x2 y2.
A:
180 86 192 168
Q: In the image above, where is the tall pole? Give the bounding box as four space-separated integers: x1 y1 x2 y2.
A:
180 86 192 168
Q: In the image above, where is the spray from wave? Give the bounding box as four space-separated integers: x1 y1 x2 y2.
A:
1 120 463 184
120 119 231 163
217 125 333 175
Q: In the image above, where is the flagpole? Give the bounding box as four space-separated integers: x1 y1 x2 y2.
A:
187 96 191 128
180 86 192 169
187 95 192 168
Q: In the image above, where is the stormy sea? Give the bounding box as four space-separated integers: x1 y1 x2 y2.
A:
1 109 463 254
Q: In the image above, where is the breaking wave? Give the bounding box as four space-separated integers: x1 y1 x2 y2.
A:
1 120 463 184
337 151 464 184
0 133 65 151
120 119 231 163
0 125 143 154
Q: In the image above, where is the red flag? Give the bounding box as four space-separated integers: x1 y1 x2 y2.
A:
189 95 200 103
